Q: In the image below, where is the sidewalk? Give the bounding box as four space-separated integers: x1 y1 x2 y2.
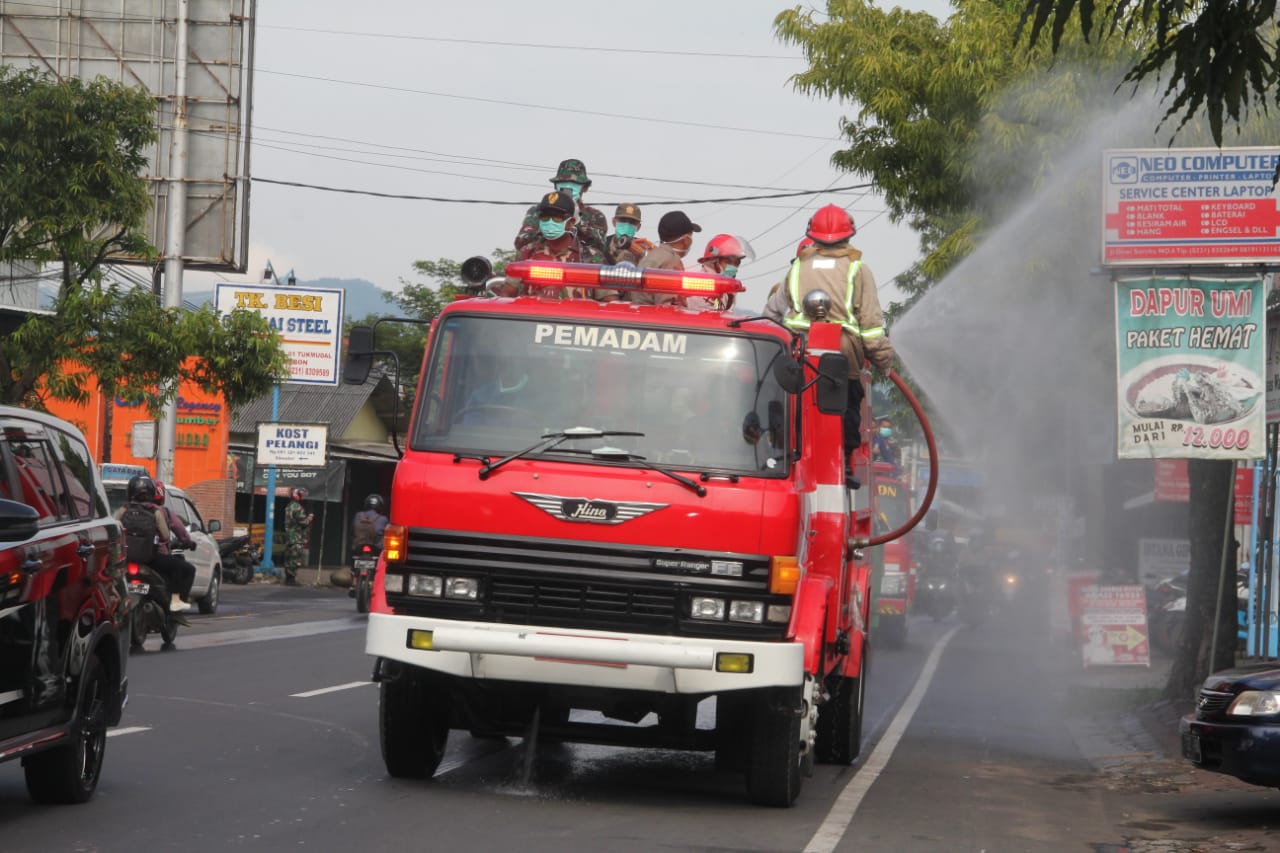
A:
251 564 347 588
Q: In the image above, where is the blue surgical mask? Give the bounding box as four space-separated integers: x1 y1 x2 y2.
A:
615 222 638 239
879 427 892 438
721 264 739 279
555 183 581 201
539 218 567 240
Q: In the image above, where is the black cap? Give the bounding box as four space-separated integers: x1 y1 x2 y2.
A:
537 191 576 217
658 211 702 242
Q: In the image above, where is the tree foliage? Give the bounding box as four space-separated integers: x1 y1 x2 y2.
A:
1019 0 1278 143
0 68 288 433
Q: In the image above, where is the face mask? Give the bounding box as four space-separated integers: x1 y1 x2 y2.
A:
615 222 638 239
539 218 567 240
555 183 581 201
721 264 739 279
879 427 892 438
672 237 691 258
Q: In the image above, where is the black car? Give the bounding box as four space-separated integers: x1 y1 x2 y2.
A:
1181 663 1280 788
0 407 129 803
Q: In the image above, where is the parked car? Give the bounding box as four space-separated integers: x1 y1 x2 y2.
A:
1181 663 1280 788
103 480 223 614
0 406 129 803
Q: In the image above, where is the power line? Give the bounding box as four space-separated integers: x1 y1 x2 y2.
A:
256 68 836 142
250 176 872 205
256 23 798 61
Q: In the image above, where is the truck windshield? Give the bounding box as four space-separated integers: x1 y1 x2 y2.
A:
411 315 791 476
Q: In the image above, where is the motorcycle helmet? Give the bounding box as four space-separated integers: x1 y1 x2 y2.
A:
363 493 386 513
153 481 167 506
805 204 855 244
126 474 157 504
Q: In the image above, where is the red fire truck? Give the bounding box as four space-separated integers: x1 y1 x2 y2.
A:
873 466 916 648
349 260 920 807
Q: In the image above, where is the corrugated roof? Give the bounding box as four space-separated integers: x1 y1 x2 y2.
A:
230 374 396 438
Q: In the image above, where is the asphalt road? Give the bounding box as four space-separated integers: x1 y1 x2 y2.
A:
2 584 1277 852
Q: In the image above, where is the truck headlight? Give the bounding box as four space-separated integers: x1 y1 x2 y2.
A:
690 597 725 620
407 574 443 597
384 573 405 594
1228 691 1280 716
445 577 479 600
728 600 765 623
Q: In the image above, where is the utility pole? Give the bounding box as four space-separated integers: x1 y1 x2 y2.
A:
156 0 190 484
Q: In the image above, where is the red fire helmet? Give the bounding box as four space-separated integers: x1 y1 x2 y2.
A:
698 234 748 264
806 204 855 244
795 236 815 258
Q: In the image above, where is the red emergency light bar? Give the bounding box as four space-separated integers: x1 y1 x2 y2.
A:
504 260 745 296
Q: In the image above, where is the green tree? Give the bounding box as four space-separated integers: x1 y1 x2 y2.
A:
0 67 288 447
1019 0 1278 143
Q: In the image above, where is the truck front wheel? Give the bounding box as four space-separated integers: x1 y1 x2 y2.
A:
745 687 804 807
380 670 449 779
815 664 866 765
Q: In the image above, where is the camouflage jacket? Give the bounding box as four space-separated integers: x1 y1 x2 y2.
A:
284 500 311 545
515 236 605 297
514 202 608 259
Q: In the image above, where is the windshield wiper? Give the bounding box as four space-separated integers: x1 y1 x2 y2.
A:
589 447 707 498
476 427 644 481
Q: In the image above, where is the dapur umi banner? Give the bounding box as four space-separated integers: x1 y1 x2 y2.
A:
1115 275 1265 460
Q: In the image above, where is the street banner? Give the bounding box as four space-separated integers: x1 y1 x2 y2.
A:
215 283 345 385
1116 275 1265 459
1102 147 1280 266
255 423 328 467
1079 584 1151 667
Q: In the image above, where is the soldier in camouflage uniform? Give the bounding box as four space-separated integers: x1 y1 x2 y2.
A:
499 192 603 297
514 158 607 260
604 202 655 266
283 487 313 586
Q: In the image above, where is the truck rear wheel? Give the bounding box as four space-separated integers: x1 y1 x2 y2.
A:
879 613 906 648
380 670 449 779
815 664 866 765
745 687 803 807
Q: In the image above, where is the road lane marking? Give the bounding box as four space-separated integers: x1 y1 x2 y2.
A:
290 681 375 698
804 625 961 853
175 617 363 650
107 727 152 737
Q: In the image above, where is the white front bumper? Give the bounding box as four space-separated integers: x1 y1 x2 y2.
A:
366 613 803 694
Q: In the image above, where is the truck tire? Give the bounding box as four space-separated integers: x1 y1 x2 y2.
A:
815 666 866 765
23 654 109 804
380 671 449 779
745 688 803 807
879 613 906 648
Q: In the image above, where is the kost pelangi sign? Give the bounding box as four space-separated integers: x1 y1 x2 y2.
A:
256 423 328 467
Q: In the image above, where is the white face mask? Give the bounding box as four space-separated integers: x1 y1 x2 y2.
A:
672 236 691 258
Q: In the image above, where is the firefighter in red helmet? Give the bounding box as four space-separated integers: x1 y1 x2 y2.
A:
763 204 894 461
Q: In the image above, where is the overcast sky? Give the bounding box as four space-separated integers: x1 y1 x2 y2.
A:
193 0 953 311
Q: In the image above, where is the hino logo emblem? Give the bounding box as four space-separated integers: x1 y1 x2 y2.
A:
513 492 668 525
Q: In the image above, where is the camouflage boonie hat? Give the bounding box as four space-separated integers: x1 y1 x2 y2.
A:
551 158 592 188
614 203 641 223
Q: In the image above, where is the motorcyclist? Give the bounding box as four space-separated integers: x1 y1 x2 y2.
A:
351 493 389 551
152 481 198 612
115 475 190 612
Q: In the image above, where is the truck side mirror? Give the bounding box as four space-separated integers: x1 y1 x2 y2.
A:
814 352 849 415
344 325 375 385
772 358 804 394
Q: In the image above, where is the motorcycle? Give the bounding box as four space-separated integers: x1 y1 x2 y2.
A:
126 556 190 651
350 543 380 614
217 534 261 585
915 530 958 621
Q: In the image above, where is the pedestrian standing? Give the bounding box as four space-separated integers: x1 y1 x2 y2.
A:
514 158 608 260
283 487 314 586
